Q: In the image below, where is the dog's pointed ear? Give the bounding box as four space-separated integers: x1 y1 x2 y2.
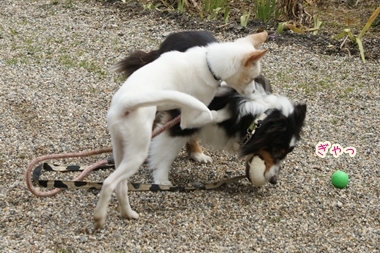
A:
243 49 268 67
246 31 268 48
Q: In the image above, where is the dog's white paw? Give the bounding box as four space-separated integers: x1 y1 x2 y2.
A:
212 106 232 123
94 214 106 229
190 152 213 163
94 204 107 229
120 209 139 220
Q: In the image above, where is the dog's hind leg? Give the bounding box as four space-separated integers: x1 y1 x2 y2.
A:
115 179 137 219
94 108 155 228
148 131 188 185
94 154 146 228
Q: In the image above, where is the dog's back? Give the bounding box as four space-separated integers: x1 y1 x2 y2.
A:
113 31 217 77
159 31 217 53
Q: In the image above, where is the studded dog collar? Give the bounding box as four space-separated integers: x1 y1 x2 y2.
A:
242 108 274 146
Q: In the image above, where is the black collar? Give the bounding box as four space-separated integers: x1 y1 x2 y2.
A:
206 52 221 81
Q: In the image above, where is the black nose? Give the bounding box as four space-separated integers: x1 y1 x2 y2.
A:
269 177 277 185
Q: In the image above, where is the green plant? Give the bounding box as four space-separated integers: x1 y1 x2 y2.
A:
333 7 380 63
142 2 162 11
255 0 278 22
223 6 230 24
202 0 229 21
177 0 186 13
240 11 251 27
313 14 322 35
63 0 73 8
9 27 18 36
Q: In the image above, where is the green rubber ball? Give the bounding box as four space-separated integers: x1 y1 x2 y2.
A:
331 170 349 189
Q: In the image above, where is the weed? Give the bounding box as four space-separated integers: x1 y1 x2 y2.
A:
143 2 161 11
313 14 323 35
240 11 251 27
255 0 278 22
9 27 18 36
63 0 73 8
5 59 18 65
23 38 34 45
177 0 186 13
58 54 106 77
202 0 229 22
269 216 282 223
59 54 76 68
113 75 125 83
79 60 106 77
223 6 230 24
333 7 380 63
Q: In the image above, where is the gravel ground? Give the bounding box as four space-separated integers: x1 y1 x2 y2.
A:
1 0 379 252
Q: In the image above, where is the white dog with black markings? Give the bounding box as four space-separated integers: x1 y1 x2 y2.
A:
94 32 268 228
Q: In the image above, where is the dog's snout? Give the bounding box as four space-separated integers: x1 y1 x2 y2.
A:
269 177 277 185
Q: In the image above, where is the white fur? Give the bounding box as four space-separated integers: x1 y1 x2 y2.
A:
209 82 295 120
289 135 297 148
149 131 187 185
238 84 294 119
94 32 269 228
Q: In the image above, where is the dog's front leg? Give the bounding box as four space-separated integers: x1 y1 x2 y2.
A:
186 138 212 163
180 109 213 129
180 106 231 129
210 105 231 123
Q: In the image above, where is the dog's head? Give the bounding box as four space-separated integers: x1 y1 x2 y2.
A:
207 32 269 96
241 104 307 185
223 49 268 95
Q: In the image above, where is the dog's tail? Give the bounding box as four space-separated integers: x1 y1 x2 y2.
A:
111 50 160 77
108 90 212 125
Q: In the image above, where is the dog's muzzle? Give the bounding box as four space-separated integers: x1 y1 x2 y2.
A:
269 175 278 185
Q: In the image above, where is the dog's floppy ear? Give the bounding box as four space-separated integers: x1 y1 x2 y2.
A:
243 49 268 67
246 31 268 48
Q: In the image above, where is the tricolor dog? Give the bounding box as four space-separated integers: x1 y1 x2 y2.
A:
150 84 306 187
